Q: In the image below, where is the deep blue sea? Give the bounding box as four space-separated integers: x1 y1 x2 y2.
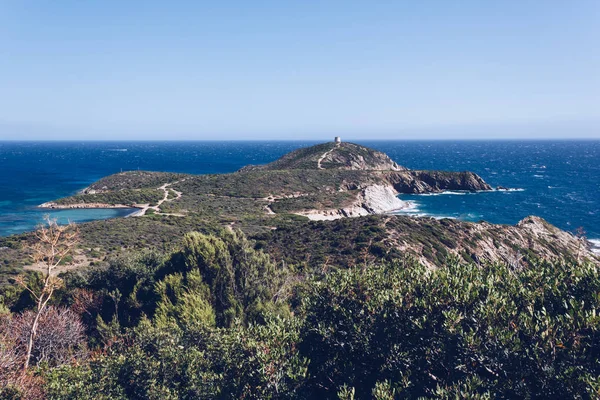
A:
0 141 598 250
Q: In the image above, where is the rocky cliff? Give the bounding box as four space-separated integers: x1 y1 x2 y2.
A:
384 170 492 193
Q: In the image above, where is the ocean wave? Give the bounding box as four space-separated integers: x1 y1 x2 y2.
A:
418 191 470 196
392 202 459 220
589 239 600 255
496 188 525 192
395 201 421 214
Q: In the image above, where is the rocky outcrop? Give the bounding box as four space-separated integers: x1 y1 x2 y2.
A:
383 215 598 269
262 214 600 271
319 143 406 171
384 171 492 193
360 184 407 213
296 184 409 221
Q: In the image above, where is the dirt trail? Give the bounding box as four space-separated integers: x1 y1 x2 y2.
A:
134 181 185 217
317 142 340 170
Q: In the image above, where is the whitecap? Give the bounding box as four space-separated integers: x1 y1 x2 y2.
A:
589 239 600 255
417 191 469 196
392 201 421 214
496 188 525 192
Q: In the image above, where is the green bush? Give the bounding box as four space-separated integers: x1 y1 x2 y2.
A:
45 317 307 399
297 258 600 398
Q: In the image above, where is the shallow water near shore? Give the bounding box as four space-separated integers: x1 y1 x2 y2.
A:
0 140 598 245
0 208 137 237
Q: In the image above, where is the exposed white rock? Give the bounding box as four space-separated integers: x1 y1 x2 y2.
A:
296 184 408 221
361 184 406 213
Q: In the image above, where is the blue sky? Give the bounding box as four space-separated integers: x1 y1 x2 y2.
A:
0 1 598 140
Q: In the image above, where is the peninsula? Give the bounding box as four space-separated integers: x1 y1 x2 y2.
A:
1 139 589 276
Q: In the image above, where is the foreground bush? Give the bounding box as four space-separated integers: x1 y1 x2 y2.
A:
42 256 600 399
298 258 600 398
45 317 307 399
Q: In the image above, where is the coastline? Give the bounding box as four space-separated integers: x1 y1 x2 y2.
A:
38 202 144 218
38 201 143 210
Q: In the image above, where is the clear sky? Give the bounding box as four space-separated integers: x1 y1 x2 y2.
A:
0 1 598 140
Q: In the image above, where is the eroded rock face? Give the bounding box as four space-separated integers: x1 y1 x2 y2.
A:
296 184 408 221
385 171 492 193
361 185 407 213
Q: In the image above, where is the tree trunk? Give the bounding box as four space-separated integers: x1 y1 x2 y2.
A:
23 301 43 371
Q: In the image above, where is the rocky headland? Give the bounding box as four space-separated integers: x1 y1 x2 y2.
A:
0 139 589 278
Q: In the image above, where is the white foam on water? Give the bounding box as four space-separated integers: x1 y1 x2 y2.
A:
589 239 600 255
393 201 421 214
418 191 470 196
391 200 458 220
496 188 525 192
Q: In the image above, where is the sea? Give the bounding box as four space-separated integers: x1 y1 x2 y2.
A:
0 140 598 252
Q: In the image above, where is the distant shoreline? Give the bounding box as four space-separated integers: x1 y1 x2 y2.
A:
38 201 143 210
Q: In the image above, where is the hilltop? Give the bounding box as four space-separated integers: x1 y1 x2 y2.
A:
240 141 406 171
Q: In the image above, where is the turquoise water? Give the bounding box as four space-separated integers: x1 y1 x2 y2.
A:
0 141 598 247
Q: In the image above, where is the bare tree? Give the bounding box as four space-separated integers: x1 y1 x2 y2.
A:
14 216 79 371
11 306 86 368
0 314 45 400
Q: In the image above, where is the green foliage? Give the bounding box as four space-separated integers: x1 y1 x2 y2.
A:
45 317 307 399
55 188 163 207
4 226 599 398
153 270 216 329
163 229 289 327
297 258 600 398
254 215 401 270
86 171 188 192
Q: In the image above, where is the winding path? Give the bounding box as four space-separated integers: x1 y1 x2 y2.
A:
316 142 340 170
133 181 184 217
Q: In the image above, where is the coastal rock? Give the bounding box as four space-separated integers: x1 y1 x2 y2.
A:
297 184 408 221
385 171 492 193
360 184 407 213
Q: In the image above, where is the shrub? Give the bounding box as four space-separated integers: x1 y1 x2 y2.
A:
297 258 600 398
7 306 87 368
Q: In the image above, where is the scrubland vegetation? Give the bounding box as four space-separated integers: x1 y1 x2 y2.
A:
1 223 599 399
54 188 164 207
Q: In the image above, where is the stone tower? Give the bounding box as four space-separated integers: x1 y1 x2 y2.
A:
334 136 342 143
